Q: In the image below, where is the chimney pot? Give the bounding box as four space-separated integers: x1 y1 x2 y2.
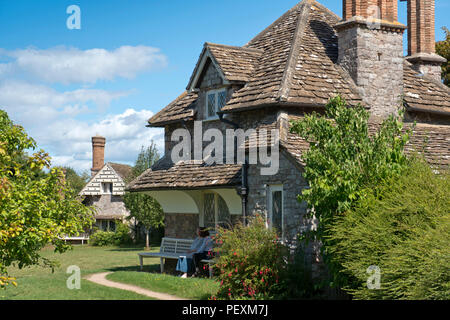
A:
404 0 446 82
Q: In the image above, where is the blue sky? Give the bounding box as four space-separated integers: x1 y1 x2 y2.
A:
0 0 448 173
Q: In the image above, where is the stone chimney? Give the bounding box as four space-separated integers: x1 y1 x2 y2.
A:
336 0 407 119
91 136 106 177
403 0 446 82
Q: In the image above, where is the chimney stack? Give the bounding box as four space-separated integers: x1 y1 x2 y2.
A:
403 0 446 82
91 136 106 177
336 0 406 119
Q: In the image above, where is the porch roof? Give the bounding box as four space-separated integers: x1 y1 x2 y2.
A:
127 158 242 192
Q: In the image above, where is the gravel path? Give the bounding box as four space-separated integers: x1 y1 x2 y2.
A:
85 272 186 300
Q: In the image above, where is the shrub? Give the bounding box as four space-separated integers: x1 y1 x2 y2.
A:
114 221 133 245
289 95 411 288
89 231 115 247
328 159 450 299
211 216 288 300
89 222 132 246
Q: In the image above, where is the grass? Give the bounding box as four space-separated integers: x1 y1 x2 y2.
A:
108 271 219 300
0 244 218 300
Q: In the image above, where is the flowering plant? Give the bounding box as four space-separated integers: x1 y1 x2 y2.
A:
210 215 288 300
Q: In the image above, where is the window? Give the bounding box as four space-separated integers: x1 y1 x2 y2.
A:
99 220 116 232
268 185 283 238
205 89 227 120
202 192 231 230
102 182 113 194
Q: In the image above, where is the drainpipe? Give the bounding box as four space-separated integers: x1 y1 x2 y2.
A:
218 112 248 226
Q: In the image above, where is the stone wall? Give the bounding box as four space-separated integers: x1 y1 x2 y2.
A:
199 60 224 90
337 21 405 118
85 194 129 219
164 213 199 239
247 151 314 242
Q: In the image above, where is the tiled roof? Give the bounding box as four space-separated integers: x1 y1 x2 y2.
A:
127 158 242 191
222 0 362 112
109 162 133 182
405 123 450 167
206 43 263 83
149 0 449 126
403 63 450 114
149 91 197 126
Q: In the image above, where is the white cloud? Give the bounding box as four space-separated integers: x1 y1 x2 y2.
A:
44 109 164 174
0 45 168 84
0 80 129 126
0 44 167 174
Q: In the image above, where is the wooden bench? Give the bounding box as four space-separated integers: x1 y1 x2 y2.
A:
138 237 215 277
138 237 194 273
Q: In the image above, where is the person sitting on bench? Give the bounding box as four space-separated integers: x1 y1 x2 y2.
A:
191 229 213 278
176 227 209 278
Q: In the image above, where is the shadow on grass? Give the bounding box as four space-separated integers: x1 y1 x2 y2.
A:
106 264 161 274
106 246 160 253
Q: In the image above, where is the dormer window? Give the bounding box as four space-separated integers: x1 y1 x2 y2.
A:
205 89 227 120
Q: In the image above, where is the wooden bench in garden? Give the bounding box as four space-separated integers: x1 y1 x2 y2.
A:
138 237 194 273
138 237 215 277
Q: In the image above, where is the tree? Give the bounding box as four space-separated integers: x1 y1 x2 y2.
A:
0 110 95 288
289 96 411 289
60 167 90 196
436 27 450 86
123 141 163 249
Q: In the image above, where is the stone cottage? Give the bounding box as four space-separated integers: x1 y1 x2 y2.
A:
127 0 449 269
80 136 133 232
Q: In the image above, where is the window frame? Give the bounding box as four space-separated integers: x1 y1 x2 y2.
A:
201 191 230 231
268 185 284 240
204 88 227 121
102 182 113 194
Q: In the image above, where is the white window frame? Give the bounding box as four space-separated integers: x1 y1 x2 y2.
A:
205 88 227 121
102 182 113 194
268 185 284 239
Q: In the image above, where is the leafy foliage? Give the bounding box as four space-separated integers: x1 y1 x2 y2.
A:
0 110 95 288
89 222 132 246
436 27 450 86
124 141 164 248
211 216 288 300
289 95 411 288
60 167 90 196
328 159 450 300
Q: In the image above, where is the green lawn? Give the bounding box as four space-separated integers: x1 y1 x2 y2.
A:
1 245 218 300
108 271 219 300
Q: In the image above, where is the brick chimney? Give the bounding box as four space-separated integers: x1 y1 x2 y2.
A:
403 0 446 82
91 136 106 177
336 0 407 119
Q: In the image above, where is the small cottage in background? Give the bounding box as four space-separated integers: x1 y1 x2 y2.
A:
79 136 133 232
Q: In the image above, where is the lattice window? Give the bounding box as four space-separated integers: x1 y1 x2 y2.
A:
205 89 227 120
203 192 231 230
204 193 216 229
218 90 227 110
271 190 282 236
217 195 231 228
207 93 216 118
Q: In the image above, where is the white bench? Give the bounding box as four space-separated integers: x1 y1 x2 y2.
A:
138 237 194 273
138 237 215 277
